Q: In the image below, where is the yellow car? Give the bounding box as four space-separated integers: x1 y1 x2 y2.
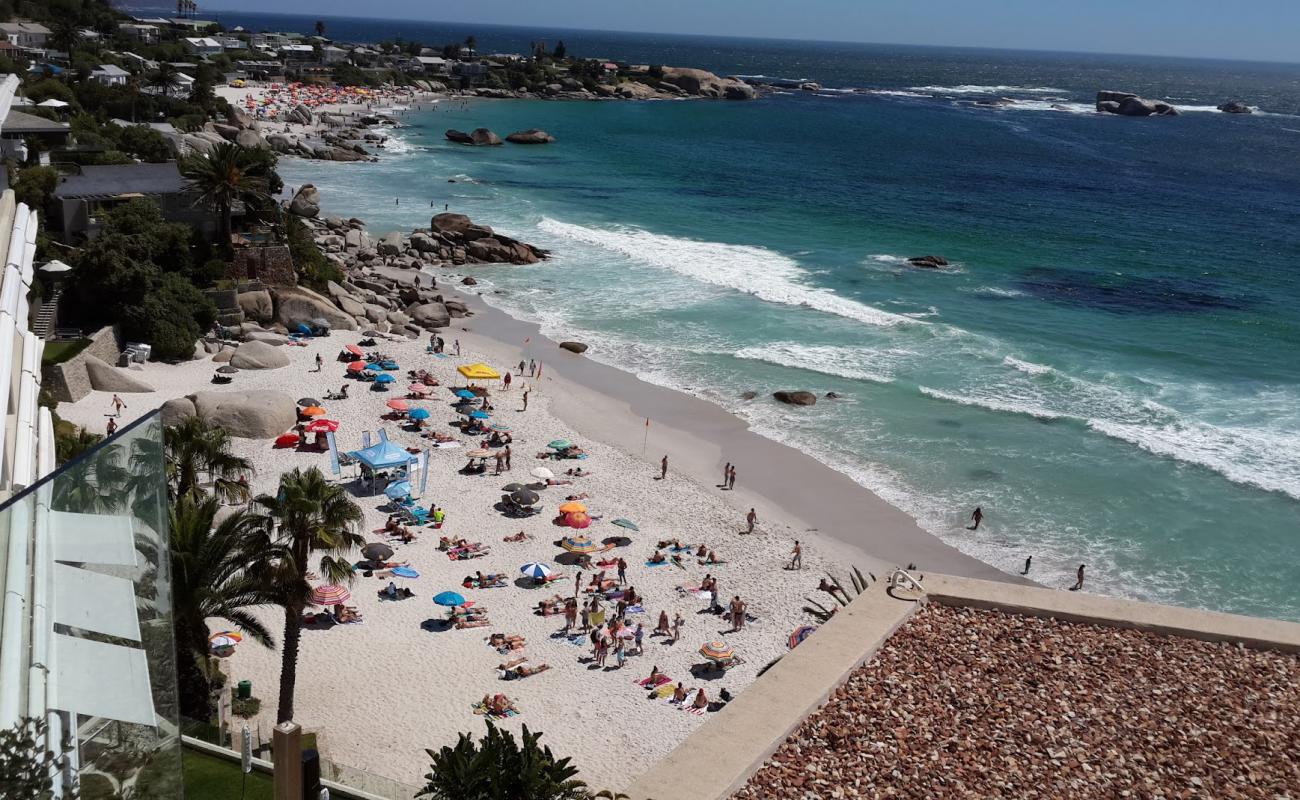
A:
229 79 246 87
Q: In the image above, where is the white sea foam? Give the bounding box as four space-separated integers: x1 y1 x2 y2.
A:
966 285 1027 298
865 90 931 98
918 386 1064 420
908 84 1066 95
536 218 917 328
1003 356 1054 376
734 343 897 384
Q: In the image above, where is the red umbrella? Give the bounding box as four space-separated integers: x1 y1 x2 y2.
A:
386 398 410 412
346 360 368 373
345 343 364 357
305 419 340 433
565 511 592 530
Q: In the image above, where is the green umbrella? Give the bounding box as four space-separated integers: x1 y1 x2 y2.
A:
611 519 639 531
547 439 572 450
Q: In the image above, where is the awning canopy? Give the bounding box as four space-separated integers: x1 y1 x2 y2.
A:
457 363 500 380
52 634 156 726
347 440 414 470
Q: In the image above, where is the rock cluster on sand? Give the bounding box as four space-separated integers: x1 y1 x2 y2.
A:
229 340 290 370
83 355 155 392
559 341 588 354
1095 90 1179 116
162 390 297 438
289 184 321 218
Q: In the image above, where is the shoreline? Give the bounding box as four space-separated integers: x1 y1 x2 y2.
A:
375 266 1022 584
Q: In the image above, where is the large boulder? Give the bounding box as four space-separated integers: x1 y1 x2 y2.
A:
659 68 754 100
430 213 473 235
446 128 502 146
1218 100 1252 114
226 105 254 130
559 341 588 354
272 285 358 331
83 355 155 393
289 185 320 218
907 255 950 269
160 396 197 426
243 330 288 346
723 82 757 100
191 390 297 438
237 289 274 323
1095 90 1178 116
773 390 818 406
445 129 473 144
506 129 555 144
229 340 290 370
288 104 313 125
406 302 450 329
235 128 267 150
377 232 404 256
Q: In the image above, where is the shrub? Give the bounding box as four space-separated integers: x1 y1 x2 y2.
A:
11 166 58 212
418 722 587 800
286 214 341 292
231 696 261 719
122 272 217 360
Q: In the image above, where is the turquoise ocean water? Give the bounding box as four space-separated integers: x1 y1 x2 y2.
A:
261 18 1300 620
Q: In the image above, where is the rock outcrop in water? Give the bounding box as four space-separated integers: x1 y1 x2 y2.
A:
1096 91 1179 116
774 390 818 406
907 255 950 269
446 128 503 146
506 129 556 144
1217 101 1253 114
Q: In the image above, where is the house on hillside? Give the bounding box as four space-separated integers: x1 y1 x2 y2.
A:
407 56 448 75
0 21 50 49
118 23 160 44
319 45 348 65
1 108 70 165
90 64 130 86
52 162 218 240
183 37 223 57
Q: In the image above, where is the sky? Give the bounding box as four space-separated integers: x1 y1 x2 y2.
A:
197 0 1300 63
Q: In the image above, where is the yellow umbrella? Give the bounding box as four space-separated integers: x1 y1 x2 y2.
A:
457 363 501 380
561 535 599 553
558 501 587 514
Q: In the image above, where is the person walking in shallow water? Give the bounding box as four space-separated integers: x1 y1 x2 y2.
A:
969 506 983 530
1021 555 1032 575
728 466 736 490
1070 564 1085 591
720 462 730 489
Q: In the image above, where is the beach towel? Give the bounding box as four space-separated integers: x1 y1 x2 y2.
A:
645 561 671 568
637 674 672 688
669 545 693 553
625 604 646 615
651 683 676 699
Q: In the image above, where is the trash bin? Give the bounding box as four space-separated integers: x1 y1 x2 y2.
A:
237 680 252 700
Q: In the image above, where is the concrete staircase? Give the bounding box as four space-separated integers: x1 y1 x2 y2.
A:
33 285 62 339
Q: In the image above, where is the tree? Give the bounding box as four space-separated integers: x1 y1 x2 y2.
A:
254 467 362 722
418 722 587 800
54 422 102 464
553 40 566 60
314 19 326 37
0 718 64 799
11 166 58 212
180 141 272 244
170 494 283 721
165 415 253 504
121 272 217 359
49 17 80 54
464 35 477 55
149 61 177 94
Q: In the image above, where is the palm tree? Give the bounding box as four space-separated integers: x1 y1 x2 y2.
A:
180 142 272 244
54 424 102 465
170 494 284 720
254 467 362 722
165 416 253 504
149 62 177 95
314 20 326 37
464 35 477 56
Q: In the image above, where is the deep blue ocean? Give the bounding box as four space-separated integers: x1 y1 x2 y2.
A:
201 11 1300 620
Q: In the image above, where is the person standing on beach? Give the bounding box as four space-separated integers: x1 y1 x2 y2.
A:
529 358 536 376
493 451 505 475
789 540 802 570
503 445 512 470
721 462 731 488
106 417 118 437
518 360 526 375
1070 564 1086 591
671 613 683 643
659 455 668 480
969 507 983 530
634 622 644 655
617 557 627 585
563 598 577 633
110 394 125 417
728 466 736 490
522 389 529 411
574 571 583 599
1021 556 1032 575
503 372 512 391
746 508 757 534
731 596 747 631
314 353 323 372
454 339 461 356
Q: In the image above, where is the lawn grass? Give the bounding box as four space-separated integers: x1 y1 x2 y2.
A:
41 337 91 365
182 748 274 800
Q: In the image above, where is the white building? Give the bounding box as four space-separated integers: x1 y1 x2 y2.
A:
408 55 448 75
90 64 130 87
319 45 348 65
118 23 160 44
183 37 223 57
0 21 50 49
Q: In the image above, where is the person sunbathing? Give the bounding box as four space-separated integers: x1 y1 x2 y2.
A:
692 687 709 710
336 606 362 623
502 531 529 542
456 618 489 629
646 665 662 685
395 526 417 543
699 551 723 565
384 516 400 533
488 633 526 649
544 477 574 486
696 544 708 558
656 538 683 550
498 656 528 671
671 554 685 568
486 694 514 715
565 493 591 501
655 611 671 636
565 467 589 477
649 550 666 564
514 663 549 677
672 683 688 703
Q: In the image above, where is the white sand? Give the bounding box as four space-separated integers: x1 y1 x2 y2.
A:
58 326 845 793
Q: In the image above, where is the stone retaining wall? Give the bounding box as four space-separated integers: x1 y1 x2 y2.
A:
229 245 296 286
42 325 123 403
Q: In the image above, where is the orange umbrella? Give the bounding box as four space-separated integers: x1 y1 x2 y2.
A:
301 405 326 417
345 343 364 356
386 398 409 412
566 511 592 529
558 501 587 514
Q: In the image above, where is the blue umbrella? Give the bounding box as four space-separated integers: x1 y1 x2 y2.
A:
384 480 412 500
408 408 431 421
374 374 395 384
433 591 466 607
296 323 312 336
391 566 419 579
520 562 553 580
455 389 476 399
468 410 490 419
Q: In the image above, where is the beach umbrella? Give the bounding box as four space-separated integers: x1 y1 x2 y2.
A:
558 501 587 514
699 640 736 663
362 542 394 560
345 344 364 357
466 448 490 458
530 467 554 480
297 397 320 407
408 408 431 421
547 440 573 450
40 259 73 275
502 482 526 492
789 625 817 650
216 366 238 374
561 534 598 553
467 410 490 419
488 422 511 432
457 363 500 380
611 519 639 532
510 489 539 506
391 565 419 579
408 383 431 394
520 562 553 580
433 591 466 607
386 398 410 412
305 419 340 433
209 631 243 646
310 584 352 606
455 389 477 399
302 405 326 417
374 374 395 384
566 511 592 530
347 360 367 373
384 480 413 500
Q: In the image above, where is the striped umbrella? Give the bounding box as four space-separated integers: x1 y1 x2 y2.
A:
408 383 431 394
209 631 243 644
561 535 599 553
699 640 736 663
310 584 352 606
520 562 553 580
558 501 587 514
305 419 339 433
788 625 817 650
565 511 592 530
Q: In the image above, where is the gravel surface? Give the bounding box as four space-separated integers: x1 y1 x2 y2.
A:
734 603 1300 799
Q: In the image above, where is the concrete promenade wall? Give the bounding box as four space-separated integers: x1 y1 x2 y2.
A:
625 573 1300 800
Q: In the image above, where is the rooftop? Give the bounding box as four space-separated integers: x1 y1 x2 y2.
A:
733 603 1300 799
2 109 70 135
53 162 187 200
93 64 130 77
